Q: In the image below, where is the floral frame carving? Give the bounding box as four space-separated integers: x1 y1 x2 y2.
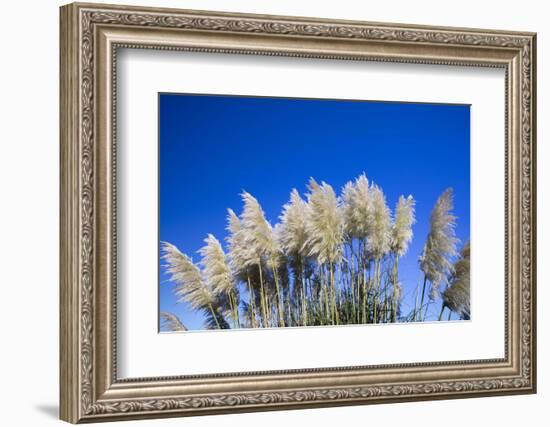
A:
60 2 536 423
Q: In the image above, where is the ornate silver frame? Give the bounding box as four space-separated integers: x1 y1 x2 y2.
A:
60 2 537 423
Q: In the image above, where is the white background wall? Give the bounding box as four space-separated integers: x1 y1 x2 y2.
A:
0 0 545 425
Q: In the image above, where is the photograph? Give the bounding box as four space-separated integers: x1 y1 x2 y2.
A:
158 93 471 331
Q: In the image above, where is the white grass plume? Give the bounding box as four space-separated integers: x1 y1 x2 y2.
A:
240 191 280 263
443 240 470 319
342 174 373 240
391 195 416 256
227 208 241 236
419 188 458 295
304 178 344 265
342 180 356 239
199 234 235 296
161 242 214 309
225 208 253 276
160 311 187 332
278 189 309 257
367 184 392 260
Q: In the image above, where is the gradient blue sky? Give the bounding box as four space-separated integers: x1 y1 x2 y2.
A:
159 93 470 331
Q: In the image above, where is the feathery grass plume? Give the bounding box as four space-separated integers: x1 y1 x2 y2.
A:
161 242 222 328
418 188 458 320
367 184 392 323
226 209 256 276
419 188 458 292
346 174 374 239
240 191 284 326
278 189 309 257
367 184 392 260
240 192 280 261
161 242 213 309
341 174 374 324
304 178 343 324
391 195 416 256
160 311 187 332
442 240 470 320
304 178 344 265
341 181 356 239
227 208 241 235
199 234 240 327
226 208 259 327
277 189 311 325
226 209 244 269
389 195 415 322
199 234 235 296
342 174 373 240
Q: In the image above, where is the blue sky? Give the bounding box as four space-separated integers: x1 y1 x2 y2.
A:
159 93 470 331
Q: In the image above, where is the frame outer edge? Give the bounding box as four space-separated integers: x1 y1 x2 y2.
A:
529 33 537 393
60 3 81 424
59 2 537 422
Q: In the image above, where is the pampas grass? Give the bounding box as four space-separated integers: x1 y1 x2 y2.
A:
390 195 416 322
304 179 343 324
199 234 234 296
441 241 470 320
199 234 240 327
392 195 416 257
162 175 468 330
161 242 226 329
161 242 214 310
303 179 343 265
367 185 392 260
278 189 309 257
240 191 284 327
367 184 392 323
417 188 458 320
341 175 373 323
278 189 310 325
420 189 458 290
240 192 280 262
342 174 372 240
225 208 252 278
160 311 187 332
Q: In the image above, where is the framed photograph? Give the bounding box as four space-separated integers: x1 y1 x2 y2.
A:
60 2 537 423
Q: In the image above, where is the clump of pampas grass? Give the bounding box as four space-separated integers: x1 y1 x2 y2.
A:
162 175 468 330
